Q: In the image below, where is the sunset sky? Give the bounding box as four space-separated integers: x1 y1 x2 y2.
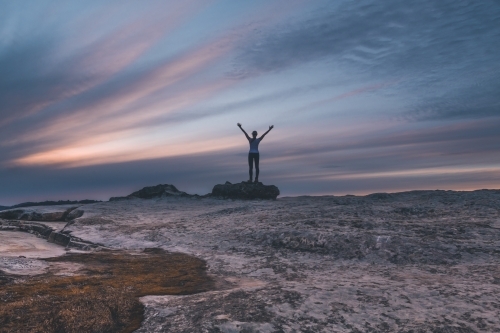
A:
1 0 500 205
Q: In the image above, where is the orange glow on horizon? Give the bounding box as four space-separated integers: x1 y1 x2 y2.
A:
12 134 242 168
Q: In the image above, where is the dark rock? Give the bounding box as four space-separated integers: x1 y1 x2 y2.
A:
109 196 128 201
0 206 79 221
367 192 394 200
67 240 92 251
0 209 24 220
31 224 50 235
110 184 193 201
42 228 54 237
18 222 53 237
9 199 100 209
48 231 71 247
41 212 65 221
211 181 280 200
66 208 84 221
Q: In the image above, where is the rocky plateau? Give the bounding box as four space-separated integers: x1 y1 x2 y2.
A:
1 187 500 332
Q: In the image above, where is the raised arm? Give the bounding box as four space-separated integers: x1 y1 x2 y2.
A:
259 125 274 140
237 123 251 140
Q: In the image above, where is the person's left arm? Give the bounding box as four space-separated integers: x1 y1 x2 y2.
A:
237 123 251 140
259 125 274 141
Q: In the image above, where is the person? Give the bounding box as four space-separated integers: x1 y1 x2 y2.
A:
237 123 274 183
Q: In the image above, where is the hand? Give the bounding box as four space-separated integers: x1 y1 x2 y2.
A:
269 125 274 130
237 123 242 127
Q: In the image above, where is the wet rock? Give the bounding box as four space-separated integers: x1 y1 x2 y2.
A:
211 181 280 200
47 231 71 247
110 184 192 201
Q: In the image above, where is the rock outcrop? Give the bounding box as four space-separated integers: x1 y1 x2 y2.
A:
0 220 100 251
108 182 280 201
0 206 80 221
110 184 193 201
211 181 280 200
9 199 100 209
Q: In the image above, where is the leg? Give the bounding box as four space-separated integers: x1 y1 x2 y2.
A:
248 153 253 181
254 153 260 182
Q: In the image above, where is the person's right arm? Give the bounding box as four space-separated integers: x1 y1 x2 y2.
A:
237 123 251 140
259 125 274 141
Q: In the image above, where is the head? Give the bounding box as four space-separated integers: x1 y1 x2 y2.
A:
252 131 257 138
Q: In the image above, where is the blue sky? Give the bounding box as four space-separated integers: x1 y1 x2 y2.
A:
1 0 499 204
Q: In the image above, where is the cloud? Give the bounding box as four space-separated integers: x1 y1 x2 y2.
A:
252 117 500 188
234 0 500 120
0 1 232 165
237 0 500 75
406 74 500 121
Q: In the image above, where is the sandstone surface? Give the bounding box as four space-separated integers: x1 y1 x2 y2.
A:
2 189 500 332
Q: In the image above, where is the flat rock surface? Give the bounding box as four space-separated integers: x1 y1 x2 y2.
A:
5 190 500 332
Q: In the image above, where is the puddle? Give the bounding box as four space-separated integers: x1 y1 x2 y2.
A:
0 231 66 258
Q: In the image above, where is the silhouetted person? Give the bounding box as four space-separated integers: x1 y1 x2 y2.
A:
237 123 274 183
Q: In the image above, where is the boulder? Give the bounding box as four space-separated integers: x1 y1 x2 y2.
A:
211 181 280 200
110 184 192 201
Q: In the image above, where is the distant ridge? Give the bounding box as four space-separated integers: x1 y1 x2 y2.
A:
0 199 101 211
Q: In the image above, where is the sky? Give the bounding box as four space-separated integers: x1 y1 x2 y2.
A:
1 0 500 205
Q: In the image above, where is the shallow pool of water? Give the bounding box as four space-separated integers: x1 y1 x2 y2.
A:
0 231 66 258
